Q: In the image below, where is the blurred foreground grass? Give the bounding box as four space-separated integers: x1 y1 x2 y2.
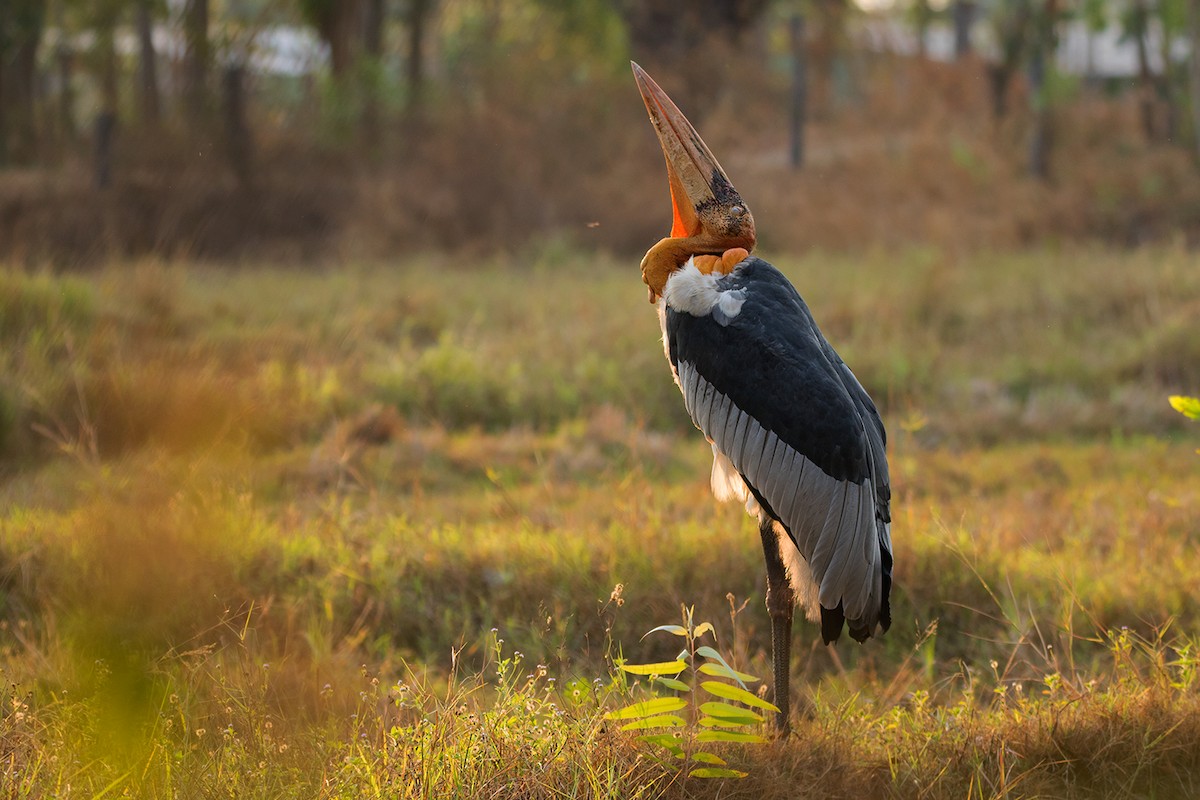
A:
1 246 1199 797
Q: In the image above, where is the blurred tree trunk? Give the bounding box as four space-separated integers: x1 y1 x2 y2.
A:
302 0 364 77
1131 0 1159 141
617 0 770 113
809 0 848 119
50 0 75 144
1190 0 1200 162
0 0 46 164
94 109 115 189
56 34 75 142
1028 0 1059 180
361 0 384 146
97 15 119 116
1154 3 1181 143
953 0 976 59
987 1 1032 121
223 64 252 187
789 11 807 170
136 0 161 126
913 0 932 58
184 0 211 126
406 0 432 116
0 44 6 166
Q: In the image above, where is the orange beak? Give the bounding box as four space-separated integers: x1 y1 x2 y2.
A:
632 62 732 239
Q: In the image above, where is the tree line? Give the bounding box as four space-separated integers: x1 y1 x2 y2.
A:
3 1 1200 170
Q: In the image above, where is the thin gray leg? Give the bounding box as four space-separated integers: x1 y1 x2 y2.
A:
759 517 795 735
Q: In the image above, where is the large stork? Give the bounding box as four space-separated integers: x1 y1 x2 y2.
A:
632 63 893 734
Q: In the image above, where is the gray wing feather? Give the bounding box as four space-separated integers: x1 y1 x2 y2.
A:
727 410 751 469
675 369 885 625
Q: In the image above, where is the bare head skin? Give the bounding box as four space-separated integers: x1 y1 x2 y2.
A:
632 62 756 302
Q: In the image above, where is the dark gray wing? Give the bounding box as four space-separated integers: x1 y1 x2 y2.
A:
665 257 892 641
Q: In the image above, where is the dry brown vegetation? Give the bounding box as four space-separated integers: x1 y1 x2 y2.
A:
5 56 1200 267
0 249 1198 797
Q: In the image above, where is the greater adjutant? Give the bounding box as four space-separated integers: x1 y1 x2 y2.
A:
632 62 893 734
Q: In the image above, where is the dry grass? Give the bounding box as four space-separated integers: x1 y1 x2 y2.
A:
0 248 1198 797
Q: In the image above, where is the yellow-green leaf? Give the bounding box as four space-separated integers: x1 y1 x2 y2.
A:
619 714 685 731
691 751 727 765
695 647 748 690
699 716 750 729
700 681 781 713
605 697 688 720
643 624 688 638
692 622 715 639
637 733 684 756
653 677 691 692
1170 395 1200 420
690 767 748 779
698 702 764 724
620 660 687 676
696 730 770 744
698 663 760 683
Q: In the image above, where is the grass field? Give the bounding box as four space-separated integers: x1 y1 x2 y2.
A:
1 246 1199 798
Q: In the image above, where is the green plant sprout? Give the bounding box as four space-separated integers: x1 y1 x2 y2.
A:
605 604 779 780
1170 395 1200 453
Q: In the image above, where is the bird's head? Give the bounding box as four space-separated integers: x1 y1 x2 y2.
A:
632 62 756 303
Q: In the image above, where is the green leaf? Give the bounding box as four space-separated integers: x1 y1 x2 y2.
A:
695 647 748 690
637 733 684 756
700 681 781 713
620 660 687 676
1170 395 1200 420
698 663 760 683
642 625 688 638
692 622 715 639
699 716 750 729
653 677 691 692
689 767 748 779
691 751 727 765
698 702 765 724
696 730 770 744
605 697 688 721
619 714 685 731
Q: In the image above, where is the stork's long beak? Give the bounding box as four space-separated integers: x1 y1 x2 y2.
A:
631 62 729 239
633 62 755 302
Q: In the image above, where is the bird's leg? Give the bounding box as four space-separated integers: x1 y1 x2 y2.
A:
759 518 795 735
